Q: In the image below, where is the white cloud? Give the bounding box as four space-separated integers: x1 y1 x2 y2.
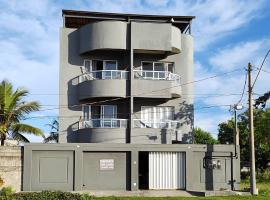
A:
0 0 269 141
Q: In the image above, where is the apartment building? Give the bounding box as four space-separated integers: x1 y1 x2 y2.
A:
59 10 194 145
22 10 240 192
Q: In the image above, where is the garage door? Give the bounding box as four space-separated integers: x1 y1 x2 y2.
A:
149 152 185 189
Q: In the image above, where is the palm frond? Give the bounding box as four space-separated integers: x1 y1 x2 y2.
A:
12 132 30 143
12 123 44 137
13 101 40 119
44 133 58 143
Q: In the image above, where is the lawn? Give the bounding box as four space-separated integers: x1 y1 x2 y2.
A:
1 180 269 200
95 180 270 200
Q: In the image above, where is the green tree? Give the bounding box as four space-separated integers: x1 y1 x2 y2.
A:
218 119 234 144
44 119 59 143
0 80 44 145
194 127 218 144
217 108 270 170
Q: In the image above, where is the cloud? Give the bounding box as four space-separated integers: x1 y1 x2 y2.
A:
0 0 269 141
209 39 270 71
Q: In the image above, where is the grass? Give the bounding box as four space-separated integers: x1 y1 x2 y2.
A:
94 180 270 200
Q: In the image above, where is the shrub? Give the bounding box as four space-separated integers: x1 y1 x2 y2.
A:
0 186 14 197
257 168 270 181
0 191 93 200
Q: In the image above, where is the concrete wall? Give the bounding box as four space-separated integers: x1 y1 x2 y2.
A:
79 21 128 53
59 22 193 144
0 147 22 192
82 152 127 190
77 128 128 143
23 144 240 192
78 80 128 100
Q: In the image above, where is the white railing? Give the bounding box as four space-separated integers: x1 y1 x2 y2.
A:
79 118 128 129
133 70 181 84
133 119 179 129
79 70 128 82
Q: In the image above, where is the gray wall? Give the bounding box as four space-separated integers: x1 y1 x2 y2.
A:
59 21 193 144
77 128 127 143
23 144 240 192
82 152 127 190
79 21 128 53
79 80 128 100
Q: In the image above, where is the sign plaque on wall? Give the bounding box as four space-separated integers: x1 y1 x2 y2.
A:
100 159 114 170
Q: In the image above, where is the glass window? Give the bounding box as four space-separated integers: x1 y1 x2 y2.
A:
142 62 153 71
84 60 91 73
102 105 117 118
83 105 90 120
167 63 174 73
154 63 165 71
92 60 103 71
104 61 117 70
141 106 174 122
91 106 101 119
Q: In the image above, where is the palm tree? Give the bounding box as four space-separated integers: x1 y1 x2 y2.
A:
0 80 44 145
44 119 59 143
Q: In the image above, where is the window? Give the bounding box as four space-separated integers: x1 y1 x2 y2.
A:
83 60 118 79
82 105 117 119
141 106 174 128
140 62 174 80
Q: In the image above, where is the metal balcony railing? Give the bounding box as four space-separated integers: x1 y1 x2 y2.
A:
133 70 181 84
133 119 180 129
79 118 128 129
79 70 128 82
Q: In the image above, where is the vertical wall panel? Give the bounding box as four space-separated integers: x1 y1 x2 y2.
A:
149 152 185 189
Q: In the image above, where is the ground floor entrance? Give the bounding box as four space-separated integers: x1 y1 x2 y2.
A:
139 151 186 190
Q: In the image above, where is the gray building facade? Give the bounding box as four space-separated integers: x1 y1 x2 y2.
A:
22 10 241 193
59 10 194 144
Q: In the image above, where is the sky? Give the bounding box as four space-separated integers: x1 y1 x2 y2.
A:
0 0 269 142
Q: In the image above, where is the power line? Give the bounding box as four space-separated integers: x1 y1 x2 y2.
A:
23 104 231 120
237 71 248 105
0 68 243 115
32 68 244 112
252 49 270 89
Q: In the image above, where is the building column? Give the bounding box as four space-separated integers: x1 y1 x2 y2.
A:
131 150 139 190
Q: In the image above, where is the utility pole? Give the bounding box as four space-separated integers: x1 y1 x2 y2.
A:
248 63 258 195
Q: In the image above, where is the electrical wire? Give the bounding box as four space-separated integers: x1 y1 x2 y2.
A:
252 49 270 89
237 71 248 105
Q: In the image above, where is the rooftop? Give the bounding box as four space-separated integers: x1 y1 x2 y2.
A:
62 10 195 33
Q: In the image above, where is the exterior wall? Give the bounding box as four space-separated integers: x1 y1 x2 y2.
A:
131 22 172 52
77 128 127 143
78 80 128 100
23 144 240 192
59 21 193 144
59 28 83 143
0 146 22 192
82 152 127 190
79 21 128 53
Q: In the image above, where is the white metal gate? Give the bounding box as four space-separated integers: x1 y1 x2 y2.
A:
149 152 185 189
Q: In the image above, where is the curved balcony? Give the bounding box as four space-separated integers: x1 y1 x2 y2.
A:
78 70 128 100
79 21 127 54
132 70 181 98
77 119 128 143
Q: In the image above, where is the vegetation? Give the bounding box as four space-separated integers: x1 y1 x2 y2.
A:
0 180 269 199
0 181 270 199
0 80 44 145
217 108 270 170
194 127 218 144
43 119 59 143
0 190 92 200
